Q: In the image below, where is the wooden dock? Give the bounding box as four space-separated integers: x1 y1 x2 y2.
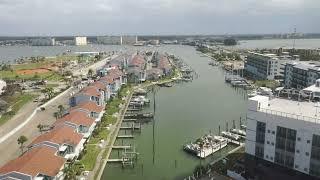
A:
112 145 132 149
117 135 134 138
120 126 141 130
123 119 138 122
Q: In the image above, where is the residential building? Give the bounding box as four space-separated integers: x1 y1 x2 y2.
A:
0 146 65 180
30 38 55 46
97 36 121 45
75 36 87 46
28 125 84 160
54 111 96 138
121 35 137 45
246 95 320 178
69 86 104 107
284 61 320 89
245 52 291 80
70 101 104 120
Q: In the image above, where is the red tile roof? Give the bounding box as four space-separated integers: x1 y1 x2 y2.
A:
70 101 104 113
0 146 65 178
80 86 100 97
90 81 106 91
30 125 83 147
54 111 94 127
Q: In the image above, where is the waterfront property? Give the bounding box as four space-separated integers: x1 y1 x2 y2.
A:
28 125 84 160
54 111 96 138
284 61 320 89
0 146 65 180
75 36 87 46
69 86 104 107
245 95 320 178
244 52 290 80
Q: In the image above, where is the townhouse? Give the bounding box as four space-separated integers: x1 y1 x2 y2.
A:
69 86 104 107
54 111 96 139
0 56 127 179
28 125 84 160
0 146 65 180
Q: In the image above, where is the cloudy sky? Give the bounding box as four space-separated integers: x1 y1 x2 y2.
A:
0 0 319 36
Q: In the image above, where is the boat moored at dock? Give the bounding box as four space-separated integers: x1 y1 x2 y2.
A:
221 131 241 141
183 135 228 158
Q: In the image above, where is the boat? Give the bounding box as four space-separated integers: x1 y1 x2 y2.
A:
134 88 147 95
247 90 257 97
124 112 154 119
158 82 173 87
230 128 246 136
240 124 247 130
221 131 241 141
183 135 228 158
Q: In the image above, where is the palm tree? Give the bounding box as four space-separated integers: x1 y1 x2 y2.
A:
53 112 59 119
88 69 93 78
58 105 65 117
37 124 44 134
17 135 28 154
63 164 77 180
41 87 54 100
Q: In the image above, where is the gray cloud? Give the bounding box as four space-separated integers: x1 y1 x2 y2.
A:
0 0 319 35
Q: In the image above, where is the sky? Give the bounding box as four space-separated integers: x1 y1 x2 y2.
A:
0 0 319 36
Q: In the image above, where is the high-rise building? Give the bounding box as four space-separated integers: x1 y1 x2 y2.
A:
245 52 291 80
75 36 87 46
30 38 55 46
97 36 121 45
284 61 320 89
246 95 320 178
121 36 137 45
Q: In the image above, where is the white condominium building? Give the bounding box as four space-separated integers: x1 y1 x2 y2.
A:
246 95 320 178
284 61 320 90
245 52 291 80
75 36 87 46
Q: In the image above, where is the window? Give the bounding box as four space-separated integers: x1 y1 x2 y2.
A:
306 152 310 156
267 141 270 144
297 137 301 141
266 155 269 159
268 130 270 133
304 168 308 172
272 131 275 135
295 165 299 168
307 140 311 144
296 149 300 153
271 142 274 146
270 157 273 160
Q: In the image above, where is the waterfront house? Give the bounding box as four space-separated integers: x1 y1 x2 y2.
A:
70 101 104 122
158 55 172 76
0 146 65 180
28 125 84 160
90 81 108 101
54 111 96 138
69 86 104 107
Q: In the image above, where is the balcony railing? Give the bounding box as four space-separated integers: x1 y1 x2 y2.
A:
256 108 320 124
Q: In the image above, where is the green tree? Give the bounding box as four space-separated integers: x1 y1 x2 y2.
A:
37 124 44 134
53 112 59 119
17 135 28 154
58 105 65 117
88 69 93 78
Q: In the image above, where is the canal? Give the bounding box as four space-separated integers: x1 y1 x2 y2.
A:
102 45 248 180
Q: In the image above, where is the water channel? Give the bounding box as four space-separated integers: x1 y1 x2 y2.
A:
102 45 248 180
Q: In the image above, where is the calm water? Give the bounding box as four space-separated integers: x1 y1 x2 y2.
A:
236 38 320 49
0 38 319 63
102 45 248 180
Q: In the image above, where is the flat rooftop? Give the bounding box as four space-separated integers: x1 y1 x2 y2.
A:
251 95 320 123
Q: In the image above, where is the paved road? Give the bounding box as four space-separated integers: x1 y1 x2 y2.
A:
0 55 114 166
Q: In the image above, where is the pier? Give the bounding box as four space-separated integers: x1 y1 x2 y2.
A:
117 135 135 138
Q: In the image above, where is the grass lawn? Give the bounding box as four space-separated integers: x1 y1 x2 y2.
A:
89 129 109 144
79 145 101 171
0 70 64 81
255 80 280 89
0 94 35 125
